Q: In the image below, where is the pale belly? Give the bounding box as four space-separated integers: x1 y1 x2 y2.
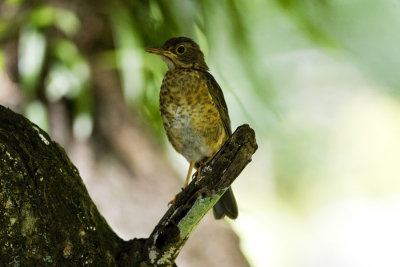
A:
161 104 227 164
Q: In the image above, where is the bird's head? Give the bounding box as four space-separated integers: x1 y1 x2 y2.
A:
146 37 208 71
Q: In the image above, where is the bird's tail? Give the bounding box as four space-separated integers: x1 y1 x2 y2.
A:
213 187 238 219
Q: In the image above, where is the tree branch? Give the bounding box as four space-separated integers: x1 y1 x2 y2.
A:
118 125 258 266
0 105 257 266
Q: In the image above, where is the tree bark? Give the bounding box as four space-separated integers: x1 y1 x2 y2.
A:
0 105 257 266
0 105 123 266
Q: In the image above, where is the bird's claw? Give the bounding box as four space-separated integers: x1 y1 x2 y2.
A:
168 187 185 206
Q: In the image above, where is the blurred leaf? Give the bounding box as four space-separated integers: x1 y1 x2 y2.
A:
149 0 163 26
0 50 4 71
45 63 71 101
53 39 80 66
110 2 144 102
53 8 80 36
30 6 80 36
25 100 49 131
73 112 93 141
275 0 400 90
46 38 90 102
18 25 46 97
45 60 90 101
193 24 208 58
0 19 6 37
97 50 118 69
30 6 55 28
6 0 23 5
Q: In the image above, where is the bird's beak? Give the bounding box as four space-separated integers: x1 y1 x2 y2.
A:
145 46 177 59
145 46 164 55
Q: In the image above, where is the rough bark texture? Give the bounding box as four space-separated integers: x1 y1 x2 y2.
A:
0 105 257 266
0 105 123 266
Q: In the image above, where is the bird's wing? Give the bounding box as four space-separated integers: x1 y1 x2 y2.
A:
202 71 232 136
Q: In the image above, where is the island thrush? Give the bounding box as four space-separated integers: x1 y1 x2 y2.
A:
146 37 238 219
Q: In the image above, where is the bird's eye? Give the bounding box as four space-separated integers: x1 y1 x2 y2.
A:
176 45 185 54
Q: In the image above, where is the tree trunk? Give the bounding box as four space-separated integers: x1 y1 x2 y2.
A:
0 105 123 266
0 105 257 266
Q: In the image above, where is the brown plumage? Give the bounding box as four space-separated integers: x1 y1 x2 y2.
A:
146 37 238 219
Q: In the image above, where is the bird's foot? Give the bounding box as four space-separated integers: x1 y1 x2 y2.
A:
168 187 185 206
195 151 218 180
194 165 205 180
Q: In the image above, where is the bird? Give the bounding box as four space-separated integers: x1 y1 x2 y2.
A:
145 37 238 219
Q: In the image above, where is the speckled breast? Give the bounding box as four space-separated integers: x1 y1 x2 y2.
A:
159 69 227 163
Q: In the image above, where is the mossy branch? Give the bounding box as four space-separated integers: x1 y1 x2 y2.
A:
118 124 258 266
